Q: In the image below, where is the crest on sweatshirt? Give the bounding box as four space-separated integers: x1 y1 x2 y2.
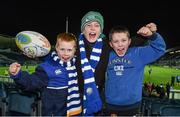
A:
114 65 124 76
55 69 62 75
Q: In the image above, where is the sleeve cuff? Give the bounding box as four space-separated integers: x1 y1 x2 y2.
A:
149 33 158 41
10 70 22 79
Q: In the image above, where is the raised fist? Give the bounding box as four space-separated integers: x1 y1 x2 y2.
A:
137 22 157 37
9 62 21 76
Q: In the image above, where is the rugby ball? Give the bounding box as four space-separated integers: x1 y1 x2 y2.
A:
15 31 51 58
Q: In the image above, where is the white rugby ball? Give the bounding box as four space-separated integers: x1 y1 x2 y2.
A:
15 31 51 58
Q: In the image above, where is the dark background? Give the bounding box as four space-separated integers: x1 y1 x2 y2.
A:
0 0 179 49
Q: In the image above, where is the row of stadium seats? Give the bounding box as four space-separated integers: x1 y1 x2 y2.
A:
0 82 42 116
1 81 180 116
140 97 180 116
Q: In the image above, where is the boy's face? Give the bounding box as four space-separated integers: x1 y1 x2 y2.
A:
56 40 76 62
110 32 131 57
83 21 101 43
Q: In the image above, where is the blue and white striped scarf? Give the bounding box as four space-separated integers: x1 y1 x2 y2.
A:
51 51 82 116
78 33 103 115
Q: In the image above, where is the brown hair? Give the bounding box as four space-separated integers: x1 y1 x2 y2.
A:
109 26 130 41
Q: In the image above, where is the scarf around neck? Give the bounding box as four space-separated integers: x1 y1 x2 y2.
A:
51 51 82 116
78 33 103 115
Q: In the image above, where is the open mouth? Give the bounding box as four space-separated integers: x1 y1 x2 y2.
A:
117 48 125 56
89 32 96 39
62 57 70 61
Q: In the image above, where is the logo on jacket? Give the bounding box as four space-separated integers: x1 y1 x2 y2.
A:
55 69 62 75
114 65 124 76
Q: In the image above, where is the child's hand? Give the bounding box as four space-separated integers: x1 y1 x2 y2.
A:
146 23 157 33
9 62 21 76
137 26 153 37
137 22 157 38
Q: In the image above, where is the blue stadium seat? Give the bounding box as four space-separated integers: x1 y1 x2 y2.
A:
159 105 180 116
0 82 7 116
150 101 165 115
6 89 39 116
141 97 171 116
140 97 152 116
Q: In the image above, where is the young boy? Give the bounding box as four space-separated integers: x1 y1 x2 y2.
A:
9 33 82 116
76 11 110 115
105 23 166 116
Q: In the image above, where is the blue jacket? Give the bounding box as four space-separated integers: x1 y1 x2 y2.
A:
105 33 166 105
12 54 68 91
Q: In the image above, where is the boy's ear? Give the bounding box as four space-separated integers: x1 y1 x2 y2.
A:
109 41 113 48
55 45 58 52
128 38 132 46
